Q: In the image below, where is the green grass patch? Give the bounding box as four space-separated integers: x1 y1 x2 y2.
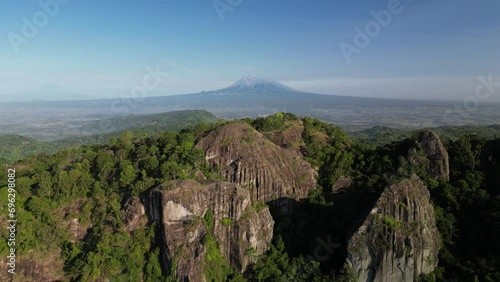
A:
221 217 232 226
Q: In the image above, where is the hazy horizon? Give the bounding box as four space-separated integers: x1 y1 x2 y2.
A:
2 76 500 104
2 2 500 281
1 0 499 101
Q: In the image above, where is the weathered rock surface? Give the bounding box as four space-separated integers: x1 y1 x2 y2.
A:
264 120 305 155
66 218 93 243
0 252 65 282
121 196 148 232
408 130 450 181
332 176 354 193
148 179 274 282
347 177 440 282
60 199 92 243
196 122 317 206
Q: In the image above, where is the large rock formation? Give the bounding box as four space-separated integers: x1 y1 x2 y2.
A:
121 196 148 232
347 177 440 282
264 120 305 155
407 130 450 181
196 122 317 206
148 179 274 282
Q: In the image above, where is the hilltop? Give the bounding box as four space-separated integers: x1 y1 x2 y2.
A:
0 113 499 281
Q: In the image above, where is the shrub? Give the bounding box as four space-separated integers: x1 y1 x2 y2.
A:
221 217 232 226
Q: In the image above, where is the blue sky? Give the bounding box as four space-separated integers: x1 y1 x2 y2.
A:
0 0 499 100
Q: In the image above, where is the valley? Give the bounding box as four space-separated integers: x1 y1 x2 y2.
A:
2 77 500 142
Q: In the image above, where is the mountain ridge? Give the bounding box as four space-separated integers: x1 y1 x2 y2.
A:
201 75 298 95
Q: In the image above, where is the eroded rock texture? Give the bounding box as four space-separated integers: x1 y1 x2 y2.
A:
332 176 354 194
347 177 440 282
264 120 305 155
121 196 148 232
0 253 65 282
196 122 317 207
408 130 450 182
148 179 274 282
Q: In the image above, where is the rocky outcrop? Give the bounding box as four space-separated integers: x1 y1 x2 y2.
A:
332 176 354 193
264 120 305 155
67 218 93 243
347 177 440 282
59 199 93 243
0 252 65 282
149 179 274 282
408 130 449 181
121 197 148 232
196 122 317 207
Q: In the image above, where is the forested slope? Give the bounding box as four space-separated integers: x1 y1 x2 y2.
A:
0 113 498 281
0 110 218 163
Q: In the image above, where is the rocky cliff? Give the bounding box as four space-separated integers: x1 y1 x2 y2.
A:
264 120 305 155
408 130 450 182
148 179 274 282
347 177 440 282
196 122 317 207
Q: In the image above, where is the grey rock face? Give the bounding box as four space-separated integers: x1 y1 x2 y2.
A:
196 122 317 207
347 177 440 282
408 130 450 182
332 176 354 193
149 179 274 282
0 253 65 282
121 196 148 232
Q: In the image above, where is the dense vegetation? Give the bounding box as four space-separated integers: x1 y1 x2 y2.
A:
78 109 219 135
422 135 500 281
0 135 57 165
0 110 218 163
0 112 499 281
351 124 500 146
0 123 224 280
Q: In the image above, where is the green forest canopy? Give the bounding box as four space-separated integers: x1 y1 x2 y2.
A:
0 113 499 281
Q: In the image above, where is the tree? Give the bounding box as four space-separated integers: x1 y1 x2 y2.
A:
36 171 53 199
119 165 136 187
96 152 115 183
144 248 164 281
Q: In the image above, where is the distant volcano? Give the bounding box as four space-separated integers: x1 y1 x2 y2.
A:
201 75 298 95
